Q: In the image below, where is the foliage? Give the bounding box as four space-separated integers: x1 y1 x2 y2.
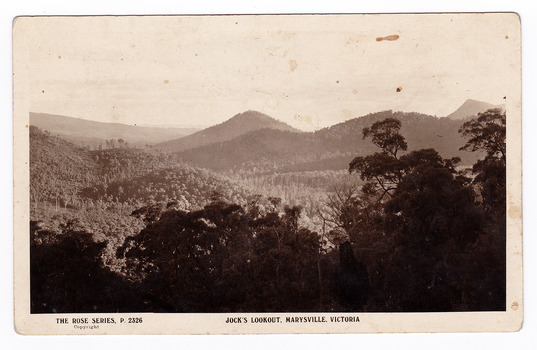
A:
459 108 506 160
118 201 337 312
460 108 506 217
29 109 506 313
345 112 505 311
30 221 145 313
362 118 407 158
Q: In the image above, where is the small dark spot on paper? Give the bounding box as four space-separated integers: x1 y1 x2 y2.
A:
42 90 45 93
25 124 28 128
505 35 509 39
58 55 61 59
164 79 169 84
376 35 399 42
396 87 402 92
503 96 506 100
336 80 339 84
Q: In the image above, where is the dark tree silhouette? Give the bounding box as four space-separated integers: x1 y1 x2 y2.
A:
459 108 506 162
362 118 408 158
118 199 328 312
342 116 505 311
336 242 369 310
31 221 143 313
457 108 506 310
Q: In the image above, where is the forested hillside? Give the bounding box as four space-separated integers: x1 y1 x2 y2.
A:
174 111 480 173
30 126 178 210
30 126 255 273
155 110 301 152
30 108 506 314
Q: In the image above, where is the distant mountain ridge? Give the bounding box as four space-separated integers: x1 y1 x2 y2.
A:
154 110 301 152
446 99 503 120
175 110 483 173
32 100 499 175
30 112 200 147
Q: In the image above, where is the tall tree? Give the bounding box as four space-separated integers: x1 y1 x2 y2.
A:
343 117 500 311
460 108 506 216
459 108 506 163
457 108 506 310
362 118 408 158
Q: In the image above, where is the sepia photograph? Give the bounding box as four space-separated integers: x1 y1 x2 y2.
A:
12 13 522 334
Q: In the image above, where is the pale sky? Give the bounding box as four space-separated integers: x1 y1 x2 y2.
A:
19 14 519 131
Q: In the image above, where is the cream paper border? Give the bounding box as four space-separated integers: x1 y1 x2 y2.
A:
13 13 522 335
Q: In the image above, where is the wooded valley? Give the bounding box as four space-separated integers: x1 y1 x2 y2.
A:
29 107 506 313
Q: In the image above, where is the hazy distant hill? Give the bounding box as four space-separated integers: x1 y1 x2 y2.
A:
154 110 301 152
175 111 483 173
446 99 502 120
30 112 200 147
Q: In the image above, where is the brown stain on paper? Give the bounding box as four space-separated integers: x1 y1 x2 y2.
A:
289 59 298 72
376 35 399 42
508 202 521 221
293 114 313 126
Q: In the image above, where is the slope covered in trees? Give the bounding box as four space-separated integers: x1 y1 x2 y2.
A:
30 126 250 211
30 108 506 313
155 110 301 152
174 111 481 173
30 126 177 209
30 126 256 272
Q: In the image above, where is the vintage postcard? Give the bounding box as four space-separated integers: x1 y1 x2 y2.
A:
13 13 522 334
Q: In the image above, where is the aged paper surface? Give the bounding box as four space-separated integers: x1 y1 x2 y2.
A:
13 13 522 334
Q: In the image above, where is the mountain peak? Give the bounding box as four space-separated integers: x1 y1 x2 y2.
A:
446 99 502 120
227 110 276 123
155 110 300 152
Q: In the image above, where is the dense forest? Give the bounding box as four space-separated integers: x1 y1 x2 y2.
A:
30 108 506 313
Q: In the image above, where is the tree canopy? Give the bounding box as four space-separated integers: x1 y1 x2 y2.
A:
459 108 506 162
